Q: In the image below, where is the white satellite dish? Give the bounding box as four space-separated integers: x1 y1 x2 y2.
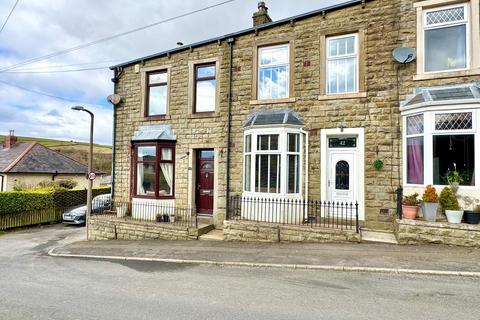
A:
107 94 121 105
393 47 416 64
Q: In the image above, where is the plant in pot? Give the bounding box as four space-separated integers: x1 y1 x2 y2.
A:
421 185 439 222
445 168 464 193
439 187 463 223
463 198 480 224
155 214 162 223
402 193 420 220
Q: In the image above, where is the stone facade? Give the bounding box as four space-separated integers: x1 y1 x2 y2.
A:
395 219 480 247
112 0 480 232
88 217 197 241
224 220 360 243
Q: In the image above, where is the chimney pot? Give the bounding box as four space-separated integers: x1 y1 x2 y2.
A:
253 1 272 27
4 130 17 149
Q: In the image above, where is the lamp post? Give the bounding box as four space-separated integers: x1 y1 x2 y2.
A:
72 106 94 236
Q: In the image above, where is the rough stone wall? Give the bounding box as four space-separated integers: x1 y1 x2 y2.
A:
224 220 360 243
395 219 480 247
113 0 431 230
88 217 197 241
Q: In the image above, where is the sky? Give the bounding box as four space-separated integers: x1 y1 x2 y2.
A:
0 0 343 145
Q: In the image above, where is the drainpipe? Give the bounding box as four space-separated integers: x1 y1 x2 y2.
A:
225 37 235 219
110 67 122 200
0 175 4 192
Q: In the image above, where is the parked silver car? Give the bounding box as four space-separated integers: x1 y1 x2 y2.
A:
62 194 112 225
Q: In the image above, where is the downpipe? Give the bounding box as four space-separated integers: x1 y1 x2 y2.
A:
225 37 235 220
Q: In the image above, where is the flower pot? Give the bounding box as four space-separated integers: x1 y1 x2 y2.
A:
464 211 480 224
421 202 439 222
445 210 464 224
402 205 418 220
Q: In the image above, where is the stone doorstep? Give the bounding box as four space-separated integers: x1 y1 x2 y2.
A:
199 229 225 241
360 229 398 244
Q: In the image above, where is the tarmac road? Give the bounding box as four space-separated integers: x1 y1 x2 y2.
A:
0 224 479 320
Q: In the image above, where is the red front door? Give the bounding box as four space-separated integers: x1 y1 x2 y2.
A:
196 150 214 215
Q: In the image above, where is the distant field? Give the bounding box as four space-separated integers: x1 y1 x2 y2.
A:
1 135 112 174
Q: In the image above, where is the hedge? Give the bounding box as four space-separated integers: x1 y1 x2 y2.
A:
0 187 111 215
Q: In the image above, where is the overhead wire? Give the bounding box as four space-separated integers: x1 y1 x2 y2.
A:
0 0 20 34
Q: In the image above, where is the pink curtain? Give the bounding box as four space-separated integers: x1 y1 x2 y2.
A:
407 137 424 184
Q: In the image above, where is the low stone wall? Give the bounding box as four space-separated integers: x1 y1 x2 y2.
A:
395 219 480 247
88 217 197 241
223 220 360 243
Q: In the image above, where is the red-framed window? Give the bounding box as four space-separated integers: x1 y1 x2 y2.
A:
133 142 175 199
194 63 216 113
146 70 168 117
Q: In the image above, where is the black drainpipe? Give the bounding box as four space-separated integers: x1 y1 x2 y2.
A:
225 37 235 218
110 67 122 200
0 175 4 192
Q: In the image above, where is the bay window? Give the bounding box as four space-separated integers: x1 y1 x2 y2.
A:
244 129 304 195
326 33 358 94
404 110 477 187
258 44 290 100
134 143 175 198
423 4 469 73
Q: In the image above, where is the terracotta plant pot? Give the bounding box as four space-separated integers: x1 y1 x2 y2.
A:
445 210 463 224
464 211 480 225
402 205 418 220
421 202 439 222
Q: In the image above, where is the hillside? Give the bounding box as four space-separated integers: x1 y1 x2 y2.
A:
0 135 112 174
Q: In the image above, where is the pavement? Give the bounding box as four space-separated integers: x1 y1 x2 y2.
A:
2 224 480 319
50 235 480 277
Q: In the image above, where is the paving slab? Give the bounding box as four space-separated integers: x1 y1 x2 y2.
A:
50 239 480 275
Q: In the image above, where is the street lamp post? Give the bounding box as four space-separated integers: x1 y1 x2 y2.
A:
72 106 94 237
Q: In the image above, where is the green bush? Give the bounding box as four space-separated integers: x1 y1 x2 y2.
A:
0 190 54 215
37 179 78 190
0 187 111 215
439 187 460 211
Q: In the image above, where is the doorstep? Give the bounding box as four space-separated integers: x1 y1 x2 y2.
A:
199 229 225 241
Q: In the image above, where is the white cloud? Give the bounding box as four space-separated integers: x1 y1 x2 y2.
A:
0 0 343 145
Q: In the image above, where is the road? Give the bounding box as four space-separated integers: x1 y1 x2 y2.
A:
0 225 479 320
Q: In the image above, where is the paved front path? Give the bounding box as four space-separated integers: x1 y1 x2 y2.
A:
52 237 480 274
1 224 480 319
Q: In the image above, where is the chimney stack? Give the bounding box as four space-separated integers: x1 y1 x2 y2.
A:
253 2 272 27
4 130 17 148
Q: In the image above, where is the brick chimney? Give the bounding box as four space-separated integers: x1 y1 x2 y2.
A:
253 2 272 27
4 130 17 148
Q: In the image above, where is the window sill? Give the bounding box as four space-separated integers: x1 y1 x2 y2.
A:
188 112 219 119
133 195 175 200
143 115 171 121
318 92 367 100
413 68 480 81
249 97 296 105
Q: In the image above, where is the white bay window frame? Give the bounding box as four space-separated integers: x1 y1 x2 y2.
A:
403 106 480 189
243 127 304 197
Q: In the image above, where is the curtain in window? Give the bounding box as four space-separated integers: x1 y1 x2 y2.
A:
407 137 424 184
161 149 173 195
137 163 145 194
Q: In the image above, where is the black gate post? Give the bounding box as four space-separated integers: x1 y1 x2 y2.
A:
396 186 403 220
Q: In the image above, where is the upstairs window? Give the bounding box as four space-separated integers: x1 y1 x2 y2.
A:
194 64 216 113
424 4 469 72
258 44 290 100
146 71 168 116
326 33 358 94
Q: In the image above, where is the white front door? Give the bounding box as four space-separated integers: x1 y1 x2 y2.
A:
328 152 355 204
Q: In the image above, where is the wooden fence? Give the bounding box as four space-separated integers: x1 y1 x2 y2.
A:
0 208 63 231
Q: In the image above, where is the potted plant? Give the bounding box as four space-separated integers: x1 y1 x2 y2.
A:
155 214 162 223
402 193 420 220
421 185 439 222
446 168 464 193
439 187 463 223
464 204 480 225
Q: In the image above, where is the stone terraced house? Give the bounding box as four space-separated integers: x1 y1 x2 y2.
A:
107 0 480 238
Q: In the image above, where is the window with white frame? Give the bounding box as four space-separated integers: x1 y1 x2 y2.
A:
423 3 469 73
404 110 476 186
326 33 358 94
258 44 290 100
244 130 303 195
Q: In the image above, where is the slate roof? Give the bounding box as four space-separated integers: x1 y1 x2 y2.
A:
402 82 480 108
0 142 89 174
244 109 304 127
110 0 371 70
